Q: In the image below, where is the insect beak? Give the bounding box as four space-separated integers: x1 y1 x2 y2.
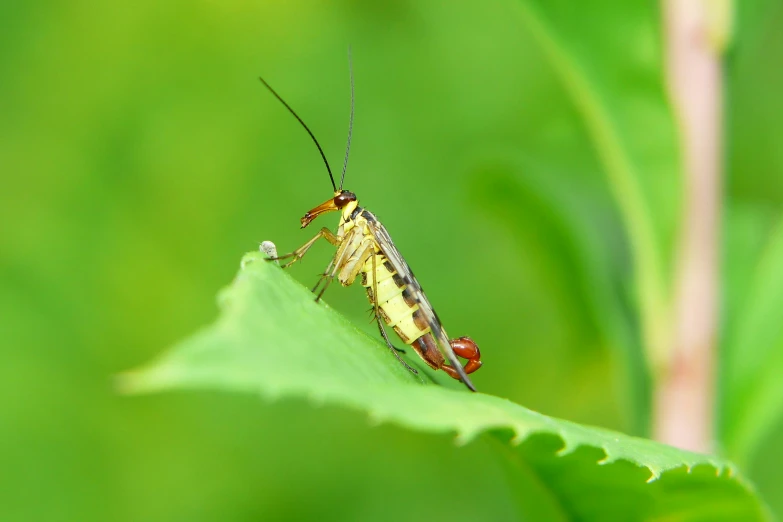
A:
300 197 338 228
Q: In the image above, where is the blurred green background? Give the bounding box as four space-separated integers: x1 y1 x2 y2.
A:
2 0 783 520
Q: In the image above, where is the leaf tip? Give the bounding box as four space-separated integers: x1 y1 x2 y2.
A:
242 246 276 269
454 429 479 446
596 452 614 466
510 430 529 446
555 439 577 457
240 251 260 270
645 468 662 483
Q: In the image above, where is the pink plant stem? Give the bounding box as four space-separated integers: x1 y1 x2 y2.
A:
653 0 723 452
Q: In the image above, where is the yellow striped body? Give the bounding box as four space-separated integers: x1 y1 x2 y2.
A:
360 253 430 345
331 209 445 371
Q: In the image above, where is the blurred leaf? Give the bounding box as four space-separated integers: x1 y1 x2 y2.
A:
512 0 681 370
723 1 783 513
469 163 648 434
722 0 783 458
457 0 682 432
121 254 764 521
722 213 783 461
729 0 783 205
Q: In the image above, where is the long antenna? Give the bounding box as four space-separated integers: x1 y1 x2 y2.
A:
339 48 354 191
258 75 337 192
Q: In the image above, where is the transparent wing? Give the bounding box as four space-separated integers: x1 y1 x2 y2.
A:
364 212 474 388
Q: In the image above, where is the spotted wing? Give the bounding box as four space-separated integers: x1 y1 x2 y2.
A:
363 211 475 390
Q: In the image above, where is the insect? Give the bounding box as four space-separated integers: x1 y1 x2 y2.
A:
260 57 482 392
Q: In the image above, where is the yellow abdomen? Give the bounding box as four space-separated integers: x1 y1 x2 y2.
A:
360 253 429 345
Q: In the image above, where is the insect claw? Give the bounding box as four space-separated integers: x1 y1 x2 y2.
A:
281 258 299 269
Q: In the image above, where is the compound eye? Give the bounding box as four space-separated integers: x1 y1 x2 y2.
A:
333 190 357 208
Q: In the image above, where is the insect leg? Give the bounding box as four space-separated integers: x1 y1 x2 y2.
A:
267 227 341 268
313 267 337 301
363 307 405 354
371 249 418 376
311 227 362 301
315 228 373 300
376 318 419 375
311 258 336 296
311 253 344 302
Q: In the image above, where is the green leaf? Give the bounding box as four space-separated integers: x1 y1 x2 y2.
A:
722 213 783 461
721 1 783 509
468 163 649 433
120 254 766 521
509 0 682 370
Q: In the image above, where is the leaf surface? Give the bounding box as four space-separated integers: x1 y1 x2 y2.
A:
121 254 766 521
